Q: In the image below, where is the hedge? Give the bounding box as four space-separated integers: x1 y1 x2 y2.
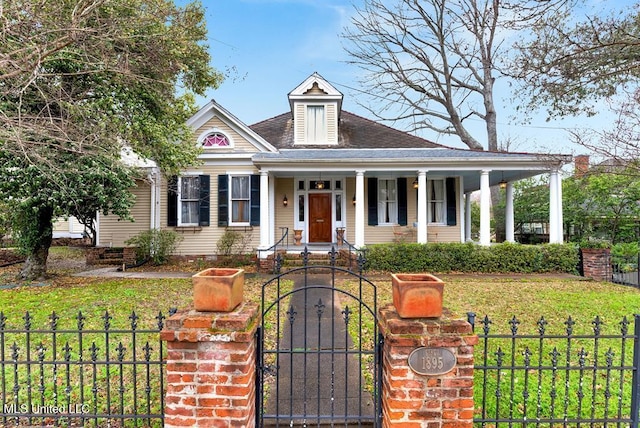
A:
363 242 579 274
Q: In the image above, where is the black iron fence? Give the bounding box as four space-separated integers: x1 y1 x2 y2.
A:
468 312 640 427
0 309 175 427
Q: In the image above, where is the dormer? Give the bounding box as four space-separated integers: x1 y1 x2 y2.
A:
288 72 343 145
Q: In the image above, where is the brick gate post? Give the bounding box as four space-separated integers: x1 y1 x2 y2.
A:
160 302 259 427
378 304 478 427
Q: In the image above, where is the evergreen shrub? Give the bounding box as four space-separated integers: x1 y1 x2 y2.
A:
363 242 578 273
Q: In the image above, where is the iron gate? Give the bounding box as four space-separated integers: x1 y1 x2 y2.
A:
255 247 382 427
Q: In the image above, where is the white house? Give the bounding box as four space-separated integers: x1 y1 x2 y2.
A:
96 73 571 256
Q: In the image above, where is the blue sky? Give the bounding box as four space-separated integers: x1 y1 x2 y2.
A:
193 0 627 156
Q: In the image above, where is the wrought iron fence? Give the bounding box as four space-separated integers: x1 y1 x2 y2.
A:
0 309 175 427
468 313 640 427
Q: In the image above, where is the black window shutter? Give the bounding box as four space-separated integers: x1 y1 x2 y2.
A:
218 175 228 227
167 176 178 227
250 174 260 226
446 177 457 226
367 177 378 226
397 177 408 226
198 175 210 227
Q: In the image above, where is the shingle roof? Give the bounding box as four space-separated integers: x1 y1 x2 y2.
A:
249 110 445 149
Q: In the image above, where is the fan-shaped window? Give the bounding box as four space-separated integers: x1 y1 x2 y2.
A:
201 132 230 148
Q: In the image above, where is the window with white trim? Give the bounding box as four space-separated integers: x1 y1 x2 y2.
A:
230 175 250 224
198 129 233 149
306 105 326 143
202 132 230 148
428 179 445 223
179 176 200 226
378 179 397 224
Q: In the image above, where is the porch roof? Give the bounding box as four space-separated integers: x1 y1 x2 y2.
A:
252 148 572 193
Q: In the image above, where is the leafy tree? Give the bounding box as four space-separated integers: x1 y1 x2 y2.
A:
0 0 222 280
511 1 640 119
0 200 14 246
490 177 550 243
563 165 640 244
511 3 640 178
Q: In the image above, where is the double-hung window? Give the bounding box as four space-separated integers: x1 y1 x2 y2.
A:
428 179 445 223
231 175 250 224
378 179 397 224
179 176 200 225
168 175 210 228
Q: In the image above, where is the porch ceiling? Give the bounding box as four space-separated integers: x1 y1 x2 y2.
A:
252 148 572 193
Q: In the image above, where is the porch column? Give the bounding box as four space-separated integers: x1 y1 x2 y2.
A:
459 176 466 242
149 167 161 230
479 170 491 246
416 170 427 244
259 170 270 254
355 170 365 248
268 174 275 247
557 172 564 243
505 182 515 243
465 192 472 242
549 169 563 243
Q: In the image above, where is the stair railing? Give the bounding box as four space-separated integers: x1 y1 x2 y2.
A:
256 227 289 273
339 237 368 272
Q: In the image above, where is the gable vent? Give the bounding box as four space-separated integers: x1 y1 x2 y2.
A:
304 82 328 95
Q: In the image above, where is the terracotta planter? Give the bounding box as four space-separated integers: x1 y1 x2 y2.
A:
192 268 244 312
391 273 445 318
293 229 303 246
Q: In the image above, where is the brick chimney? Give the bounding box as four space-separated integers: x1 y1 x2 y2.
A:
574 154 590 178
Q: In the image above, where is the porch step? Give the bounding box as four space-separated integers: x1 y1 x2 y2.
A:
259 247 360 273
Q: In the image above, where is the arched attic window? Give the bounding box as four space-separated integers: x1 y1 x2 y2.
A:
198 130 233 148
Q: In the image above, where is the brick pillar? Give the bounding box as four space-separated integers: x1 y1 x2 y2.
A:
160 302 259 427
581 248 611 281
378 304 477 427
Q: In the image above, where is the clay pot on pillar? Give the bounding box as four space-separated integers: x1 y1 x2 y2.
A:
391 273 445 318
192 268 244 312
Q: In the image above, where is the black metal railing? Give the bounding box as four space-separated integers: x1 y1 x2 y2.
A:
612 253 640 287
468 313 640 427
256 227 289 273
0 309 175 427
339 236 367 272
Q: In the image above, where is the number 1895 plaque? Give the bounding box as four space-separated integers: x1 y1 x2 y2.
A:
408 347 456 376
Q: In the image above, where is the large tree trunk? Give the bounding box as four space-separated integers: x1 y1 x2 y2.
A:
19 206 54 281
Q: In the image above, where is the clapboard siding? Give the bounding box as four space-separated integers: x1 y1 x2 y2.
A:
98 180 151 247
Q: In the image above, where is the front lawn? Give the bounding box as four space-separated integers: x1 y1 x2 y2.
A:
2 271 638 335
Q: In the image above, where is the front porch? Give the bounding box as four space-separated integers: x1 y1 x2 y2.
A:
253 149 570 257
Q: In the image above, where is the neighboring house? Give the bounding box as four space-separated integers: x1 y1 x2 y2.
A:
53 217 86 239
96 73 571 256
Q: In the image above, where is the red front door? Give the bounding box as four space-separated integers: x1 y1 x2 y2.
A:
309 193 332 242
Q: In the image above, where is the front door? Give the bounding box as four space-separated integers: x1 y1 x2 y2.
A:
309 193 332 242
